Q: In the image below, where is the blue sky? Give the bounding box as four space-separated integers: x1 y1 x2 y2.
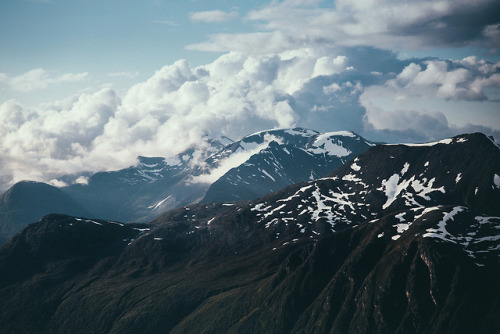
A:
0 0 267 102
0 0 499 189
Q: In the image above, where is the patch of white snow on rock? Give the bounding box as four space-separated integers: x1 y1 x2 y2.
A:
494 174 500 189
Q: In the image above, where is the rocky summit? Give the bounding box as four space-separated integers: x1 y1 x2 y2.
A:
0 132 499 333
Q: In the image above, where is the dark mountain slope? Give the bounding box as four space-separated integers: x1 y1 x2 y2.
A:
0 181 90 245
0 132 499 333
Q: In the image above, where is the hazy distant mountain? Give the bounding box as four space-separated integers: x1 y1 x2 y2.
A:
61 136 233 223
0 181 90 245
1 132 498 333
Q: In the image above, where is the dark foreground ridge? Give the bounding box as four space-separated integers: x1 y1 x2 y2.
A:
0 132 499 333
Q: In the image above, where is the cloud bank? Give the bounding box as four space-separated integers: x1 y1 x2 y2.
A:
1 48 499 191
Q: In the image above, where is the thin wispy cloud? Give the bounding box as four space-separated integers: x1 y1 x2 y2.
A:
107 72 140 78
190 10 239 23
0 69 89 93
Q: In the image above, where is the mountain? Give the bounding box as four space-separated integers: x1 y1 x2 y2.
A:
62 128 375 222
0 181 90 245
0 132 499 333
61 137 232 223
201 128 375 203
0 128 376 244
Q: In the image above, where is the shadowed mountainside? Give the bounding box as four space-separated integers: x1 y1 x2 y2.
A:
0 132 499 333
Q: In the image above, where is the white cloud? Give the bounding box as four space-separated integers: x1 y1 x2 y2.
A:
0 88 119 188
190 136 278 184
0 50 499 192
312 56 348 77
190 10 239 23
0 69 89 93
360 56 500 137
388 59 500 101
187 0 500 54
0 51 340 190
49 179 68 187
74 176 89 185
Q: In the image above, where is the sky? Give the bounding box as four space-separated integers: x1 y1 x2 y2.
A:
0 0 499 191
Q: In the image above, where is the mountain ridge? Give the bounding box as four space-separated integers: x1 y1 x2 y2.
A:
0 131 498 333
0 127 377 244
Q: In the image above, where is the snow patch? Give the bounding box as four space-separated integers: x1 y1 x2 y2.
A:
394 223 410 234
381 174 404 209
327 131 356 138
148 196 171 210
394 138 453 147
401 162 410 176
284 128 319 137
351 162 361 171
395 212 406 222
75 218 102 226
308 133 352 157
342 173 362 183
261 169 276 182
423 206 465 241
132 227 151 232
411 178 445 200
494 174 500 189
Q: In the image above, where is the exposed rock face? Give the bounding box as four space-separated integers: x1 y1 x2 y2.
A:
0 132 499 333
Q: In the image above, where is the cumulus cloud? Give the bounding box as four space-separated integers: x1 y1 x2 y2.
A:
384 58 500 101
0 69 89 92
0 89 119 188
359 56 500 139
187 0 500 54
0 50 356 190
190 10 239 23
0 48 499 192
